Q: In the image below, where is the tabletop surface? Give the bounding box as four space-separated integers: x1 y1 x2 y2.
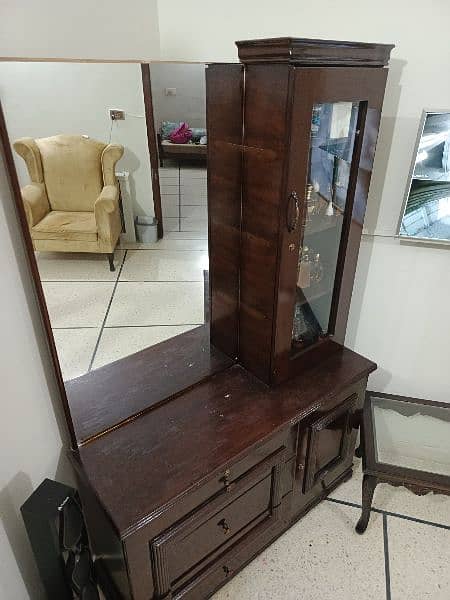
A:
366 392 450 478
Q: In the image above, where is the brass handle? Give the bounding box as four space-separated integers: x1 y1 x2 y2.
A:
218 518 231 535
287 191 300 232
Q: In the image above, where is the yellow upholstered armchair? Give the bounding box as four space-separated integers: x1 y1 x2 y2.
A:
13 134 124 271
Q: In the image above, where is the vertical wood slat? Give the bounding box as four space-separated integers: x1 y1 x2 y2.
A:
141 63 164 239
206 64 244 358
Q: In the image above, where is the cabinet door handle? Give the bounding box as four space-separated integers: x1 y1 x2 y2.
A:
287 191 300 232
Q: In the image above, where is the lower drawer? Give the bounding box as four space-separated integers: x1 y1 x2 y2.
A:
150 446 286 598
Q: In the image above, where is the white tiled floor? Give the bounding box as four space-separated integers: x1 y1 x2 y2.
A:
36 164 208 381
213 459 450 600
159 162 207 233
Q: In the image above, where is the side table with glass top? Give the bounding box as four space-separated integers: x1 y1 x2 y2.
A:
356 391 450 533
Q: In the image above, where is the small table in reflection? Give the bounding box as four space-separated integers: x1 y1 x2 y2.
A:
356 391 450 533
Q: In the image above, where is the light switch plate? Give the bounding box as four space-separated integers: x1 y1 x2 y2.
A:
109 109 125 120
165 88 177 96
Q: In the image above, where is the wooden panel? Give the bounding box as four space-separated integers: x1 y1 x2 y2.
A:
206 64 244 358
77 347 375 537
273 66 389 383
236 37 394 67
303 393 357 492
239 64 291 381
66 325 233 444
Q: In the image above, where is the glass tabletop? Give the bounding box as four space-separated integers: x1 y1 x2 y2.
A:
371 396 450 477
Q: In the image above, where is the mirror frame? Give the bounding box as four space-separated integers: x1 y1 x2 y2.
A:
0 59 227 449
397 108 450 246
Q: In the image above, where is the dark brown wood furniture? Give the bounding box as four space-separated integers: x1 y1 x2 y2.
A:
71 38 392 599
157 133 207 166
356 391 450 533
1 38 394 600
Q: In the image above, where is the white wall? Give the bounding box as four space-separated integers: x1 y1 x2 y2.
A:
0 148 74 600
150 62 206 129
0 2 161 598
158 0 450 402
0 0 160 60
0 62 154 218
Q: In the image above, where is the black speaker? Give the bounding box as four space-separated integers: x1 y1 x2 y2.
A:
21 478 99 600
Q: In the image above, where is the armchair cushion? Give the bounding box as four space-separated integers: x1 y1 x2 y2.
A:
94 185 121 251
21 183 50 227
32 211 97 241
35 135 105 212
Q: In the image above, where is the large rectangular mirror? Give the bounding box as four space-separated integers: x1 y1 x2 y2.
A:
0 60 234 446
398 110 450 244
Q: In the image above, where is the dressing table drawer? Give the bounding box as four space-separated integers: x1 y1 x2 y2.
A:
150 446 286 598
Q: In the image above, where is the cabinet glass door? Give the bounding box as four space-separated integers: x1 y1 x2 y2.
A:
292 101 360 351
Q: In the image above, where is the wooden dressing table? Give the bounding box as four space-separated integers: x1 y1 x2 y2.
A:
1 37 393 600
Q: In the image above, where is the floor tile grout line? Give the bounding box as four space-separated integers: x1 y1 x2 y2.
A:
118 280 206 284
326 496 450 530
383 515 392 600
52 323 203 331
87 250 127 372
103 323 203 328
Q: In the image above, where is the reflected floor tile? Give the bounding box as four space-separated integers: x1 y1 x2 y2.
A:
160 182 179 194
161 196 180 218
52 328 99 381
106 281 204 326
165 231 208 240
158 166 179 178
36 250 124 281
180 217 208 232
329 458 450 527
163 217 180 232
43 282 115 328
213 502 384 600
120 250 208 282
181 205 208 219
92 325 197 370
180 165 207 180
180 194 207 206
120 239 208 251
388 516 450 599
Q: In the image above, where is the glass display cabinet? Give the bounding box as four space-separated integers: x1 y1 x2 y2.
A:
208 38 393 384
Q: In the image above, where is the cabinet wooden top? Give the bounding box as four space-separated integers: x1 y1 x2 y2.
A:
76 347 375 537
236 37 394 66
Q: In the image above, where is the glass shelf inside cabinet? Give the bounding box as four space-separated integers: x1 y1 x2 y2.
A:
292 101 360 352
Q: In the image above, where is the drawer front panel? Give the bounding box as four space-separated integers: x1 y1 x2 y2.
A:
169 474 271 581
150 447 286 598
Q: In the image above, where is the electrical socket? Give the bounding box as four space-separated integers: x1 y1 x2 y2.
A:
165 88 177 96
109 109 125 121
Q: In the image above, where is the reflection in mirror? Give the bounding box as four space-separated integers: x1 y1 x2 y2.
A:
398 110 450 243
0 61 208 387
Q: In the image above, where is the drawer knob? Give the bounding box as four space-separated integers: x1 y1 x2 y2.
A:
220 469 231 488
223 565 233 577
218 518 231 535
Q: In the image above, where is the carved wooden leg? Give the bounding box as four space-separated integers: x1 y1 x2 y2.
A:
107 253 115 272
355 474 377 534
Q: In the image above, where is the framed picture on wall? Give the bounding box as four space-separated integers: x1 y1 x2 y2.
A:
397 109 450 244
